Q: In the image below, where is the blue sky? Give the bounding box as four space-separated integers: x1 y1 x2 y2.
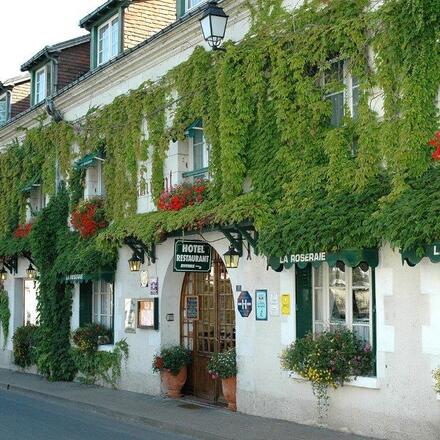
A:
0 0 104 81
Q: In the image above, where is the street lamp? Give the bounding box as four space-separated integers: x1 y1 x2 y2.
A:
128 253 142 272
223 245 240 269
199 1 229 51
0 266 7 281
26 263 37 280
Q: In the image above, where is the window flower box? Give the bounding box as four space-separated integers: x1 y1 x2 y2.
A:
14 223 32 239
71 198 108 239
158 179 208 212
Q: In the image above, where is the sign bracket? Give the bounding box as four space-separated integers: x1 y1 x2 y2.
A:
125 237 156 264
3 256 18 275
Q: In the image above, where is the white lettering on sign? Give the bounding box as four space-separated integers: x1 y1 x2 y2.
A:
181 244 205 254
279 252 326 265
434 245 440 256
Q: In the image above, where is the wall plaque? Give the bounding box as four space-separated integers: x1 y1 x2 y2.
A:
255 290 268 321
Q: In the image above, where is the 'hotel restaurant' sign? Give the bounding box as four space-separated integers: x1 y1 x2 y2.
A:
174 239 212 273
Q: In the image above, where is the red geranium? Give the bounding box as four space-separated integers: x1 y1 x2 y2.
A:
429 131 440 161
158 179 208 212
14 223 32 239
71 199 108 239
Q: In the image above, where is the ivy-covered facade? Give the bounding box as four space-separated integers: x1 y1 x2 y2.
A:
0 0 439 439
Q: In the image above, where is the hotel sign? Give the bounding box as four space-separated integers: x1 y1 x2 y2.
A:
279 252 326 265
174 240 212 273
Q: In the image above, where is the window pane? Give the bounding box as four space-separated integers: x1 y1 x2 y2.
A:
193 129 204 170
329 287 346 325
353 289 370 324
352 265 370 289
329 265 346 287
0 98 7 125
352 77 360 119
314 288 324 322
329 92 344 127
99 24 110 64
353 325 370 343
111 18 119 57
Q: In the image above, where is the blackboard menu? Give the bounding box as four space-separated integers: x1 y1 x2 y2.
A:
186 296 199 320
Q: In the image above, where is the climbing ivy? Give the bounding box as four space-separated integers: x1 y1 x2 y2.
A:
0 0 437 376
0 290 10 349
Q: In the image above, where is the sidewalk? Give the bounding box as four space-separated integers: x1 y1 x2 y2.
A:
0 368 374 440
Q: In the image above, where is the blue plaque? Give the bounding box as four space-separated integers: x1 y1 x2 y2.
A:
255 290 268 321
237 291 252 317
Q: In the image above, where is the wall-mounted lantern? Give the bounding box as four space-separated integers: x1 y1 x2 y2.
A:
200 1 229 51
223 245 240 269
0 266 7 281
26 263 37 280
128 253 142 272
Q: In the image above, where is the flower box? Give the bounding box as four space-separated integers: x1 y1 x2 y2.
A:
158 179 208 211
71 199 108 239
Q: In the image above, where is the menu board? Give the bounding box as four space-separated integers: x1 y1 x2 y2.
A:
186 296 199 320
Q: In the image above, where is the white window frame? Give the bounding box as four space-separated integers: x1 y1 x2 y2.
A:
84 160 106 199
92 280 113 330
97 14 120 66
0 93 9 126
35 67 47 104
324 60 360 126
191 126 209 172
312 263 373 345
186 0 206 12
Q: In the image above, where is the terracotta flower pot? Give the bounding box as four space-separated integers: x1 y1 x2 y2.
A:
161 366 187 398
221 376 237 411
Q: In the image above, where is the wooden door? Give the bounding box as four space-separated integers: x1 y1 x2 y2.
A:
181 251 235 402
295 265 313 339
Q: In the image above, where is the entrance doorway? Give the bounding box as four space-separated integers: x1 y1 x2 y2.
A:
23 280 38 326
180 250 235 403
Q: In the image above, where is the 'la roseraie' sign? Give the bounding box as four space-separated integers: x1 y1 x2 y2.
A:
280 252 326 265
174 240 212 273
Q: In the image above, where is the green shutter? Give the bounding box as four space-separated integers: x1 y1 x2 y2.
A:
79 281 93 327
176 0 186 18
295 265 313 339
91 27 98 69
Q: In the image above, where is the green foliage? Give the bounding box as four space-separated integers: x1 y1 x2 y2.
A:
12 324 38 368
207 348 237 379
71 339 129 388
433 367 440 394
152 346 192 376
72 324 112 353
0 290 10 349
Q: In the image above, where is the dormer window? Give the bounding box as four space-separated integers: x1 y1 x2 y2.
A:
32 64 52 105
0 93 9 126
97 15 120 66
187 0 205 10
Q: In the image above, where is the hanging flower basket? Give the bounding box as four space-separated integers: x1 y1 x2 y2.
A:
71 199 108 239
14 223 32 239
158 179 208 212
429 131 440 161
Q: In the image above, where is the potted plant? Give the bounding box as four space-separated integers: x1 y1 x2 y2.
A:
281 329 372 422
72 323 111 353
152 346 192 398
207 348 237 411
157 179 208 211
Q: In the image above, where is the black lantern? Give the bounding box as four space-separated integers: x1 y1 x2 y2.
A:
128 253 142 272
0 266 7 281
26 263 37 280
223 245 240 269
199 1 229 50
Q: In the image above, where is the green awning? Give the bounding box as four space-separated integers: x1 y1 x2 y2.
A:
74 150 102 171
268 248 379 271
21 175 41 193
65 270 114 284
401 242 440 266
184 119 202 138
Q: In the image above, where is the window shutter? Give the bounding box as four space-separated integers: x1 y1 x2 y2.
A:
176 0 186 18
295 265 313 339
79 281 93 327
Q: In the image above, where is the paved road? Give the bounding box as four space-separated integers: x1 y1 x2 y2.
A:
0 389 196 440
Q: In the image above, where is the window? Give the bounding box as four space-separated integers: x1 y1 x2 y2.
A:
97 15 120 66
84 160 105 199
324 60 360 127
193 126 206 171
313 263 373 343
92 280 113 330
187 0 205 10
0 93 8 126
35 67 47 104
